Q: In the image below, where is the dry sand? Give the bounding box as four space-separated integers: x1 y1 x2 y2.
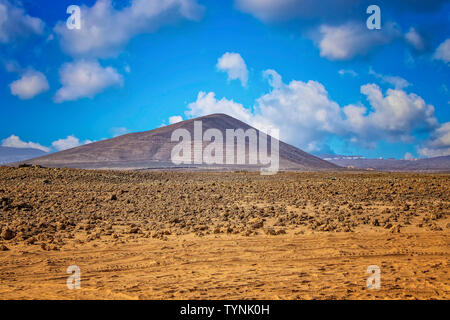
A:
0 166 448 299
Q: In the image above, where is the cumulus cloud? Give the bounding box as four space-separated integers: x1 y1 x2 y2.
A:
187 70 345 151
405 27 426 51
316 22 401 60
433 38 450 64
344 84 438 146
186 69 440 153
54 60 123 103
169 115 183 124
216 52 249 87
369 68 411 89
51 135 93 151
54 0 204 58
0 0 44 43
263 69 282 89
186 91 254 124
9 70 49 99
254 70 345 150
1 135 50 152
418 122 450 157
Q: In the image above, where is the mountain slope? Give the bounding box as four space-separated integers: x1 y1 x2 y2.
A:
14 114 338 171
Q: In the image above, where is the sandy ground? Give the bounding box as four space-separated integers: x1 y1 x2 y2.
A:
0 232 449 300
0 167 448 299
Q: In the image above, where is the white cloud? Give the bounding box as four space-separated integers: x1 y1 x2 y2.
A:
111 127 129 137
316 22 400 60
1 135 49 152
235 0 301 22
0 0 44 43
9 70 49 99
263 69 282 89
54 60 123 103
169 115 183 124
54 0 204 58
235 1 446 61
418 147 450 158
186 69 440 153
433 38 450 64
254 70 344 150
404 152 415 160
186 91 254 124
369 68 411 89
343 84 438 145
186 70 344 151
1 134 98 153
4 60 21 72
216 52 249 87
51 135 93 151
234 0 361 23
235 0 448 23
418 122 450 157
338 69 358 77
405 27 426 51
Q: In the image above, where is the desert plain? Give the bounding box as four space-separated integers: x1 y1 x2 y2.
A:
0 166 448 299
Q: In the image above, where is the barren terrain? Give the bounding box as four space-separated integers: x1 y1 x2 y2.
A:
0 166 448 299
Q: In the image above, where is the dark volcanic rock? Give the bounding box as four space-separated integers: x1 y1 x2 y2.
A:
1 228 15 240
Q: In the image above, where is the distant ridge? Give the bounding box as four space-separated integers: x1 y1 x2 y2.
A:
0 146 47 165
13 113 338 171
323 156 450 172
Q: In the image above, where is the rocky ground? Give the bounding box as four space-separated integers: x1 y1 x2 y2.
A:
0 166 448 299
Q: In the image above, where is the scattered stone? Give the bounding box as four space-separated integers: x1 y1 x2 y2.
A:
1 228 15 240
264 228 277 236
390 225 401 233
0 167 448 244
129 227 140 234
249 218 264 229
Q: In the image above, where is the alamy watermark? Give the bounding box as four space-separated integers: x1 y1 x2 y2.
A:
170 121 279 175
366 265 381 290
66 5 81 30
67 265 81 289
366 5 381 30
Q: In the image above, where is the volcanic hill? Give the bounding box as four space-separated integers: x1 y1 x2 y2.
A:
14 113 339 171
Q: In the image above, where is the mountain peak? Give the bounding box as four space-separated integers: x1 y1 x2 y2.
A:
14 114 338 171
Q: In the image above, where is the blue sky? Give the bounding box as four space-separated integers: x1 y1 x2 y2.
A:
0 0 449 159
